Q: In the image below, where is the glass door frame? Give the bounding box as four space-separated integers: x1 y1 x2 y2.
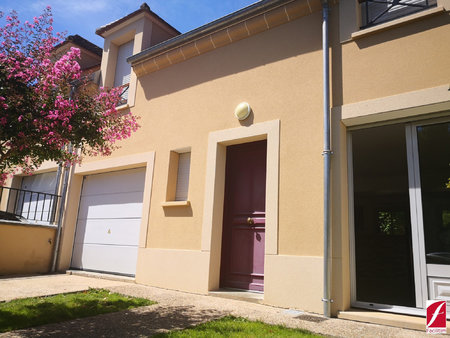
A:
348 116 450 316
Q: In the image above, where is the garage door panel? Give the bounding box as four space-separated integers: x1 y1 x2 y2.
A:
81 168 145 196
77 191 143 219
71 168 145 276
74 218 140 246
72 243 137 276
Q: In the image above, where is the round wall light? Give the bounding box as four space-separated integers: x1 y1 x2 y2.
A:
234 102 251 121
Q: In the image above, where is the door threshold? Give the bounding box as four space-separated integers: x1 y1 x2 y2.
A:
209 288 264 304
66 270 135 283
338 308 450 332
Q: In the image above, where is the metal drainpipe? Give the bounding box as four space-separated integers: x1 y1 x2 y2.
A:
321 0 332 318
51 150 71 272
51 84 76 273
51 165 62 221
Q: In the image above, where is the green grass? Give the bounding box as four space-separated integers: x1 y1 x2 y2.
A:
156 316 323 337
0 288 155 333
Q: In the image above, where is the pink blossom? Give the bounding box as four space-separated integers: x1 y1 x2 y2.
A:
0 7 139 183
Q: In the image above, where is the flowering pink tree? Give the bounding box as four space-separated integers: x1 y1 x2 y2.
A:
0 7 139 185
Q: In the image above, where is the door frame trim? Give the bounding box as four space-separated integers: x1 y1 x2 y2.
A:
58 152 155 271
201 119 280 291
348 116 450 314
347 127 423 314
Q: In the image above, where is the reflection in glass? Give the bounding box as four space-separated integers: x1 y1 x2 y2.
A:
352 124 416 307
417 122 450 265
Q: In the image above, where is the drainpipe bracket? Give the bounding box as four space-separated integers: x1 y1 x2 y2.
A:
321 150 333 156
321 298 334 303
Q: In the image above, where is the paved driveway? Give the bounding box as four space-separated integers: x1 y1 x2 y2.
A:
0 274 429 337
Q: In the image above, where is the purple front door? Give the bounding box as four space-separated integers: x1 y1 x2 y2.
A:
220 140 267 292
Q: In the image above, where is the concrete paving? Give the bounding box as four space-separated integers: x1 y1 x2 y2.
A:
0 274 433 337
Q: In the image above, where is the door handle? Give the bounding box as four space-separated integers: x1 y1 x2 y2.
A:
247 217 254 225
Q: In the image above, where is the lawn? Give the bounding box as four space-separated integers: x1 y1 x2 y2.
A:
0 288 155 333
156 316 323 337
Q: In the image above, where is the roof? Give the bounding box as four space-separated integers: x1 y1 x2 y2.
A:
55 34 102 57
127 0 300 66
96 2 180 37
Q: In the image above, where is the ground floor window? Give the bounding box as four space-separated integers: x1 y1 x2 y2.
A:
350 118 450 312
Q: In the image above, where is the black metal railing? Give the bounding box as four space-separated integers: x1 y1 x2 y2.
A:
119 83 130 106
360 0 437 28
0 186 61 223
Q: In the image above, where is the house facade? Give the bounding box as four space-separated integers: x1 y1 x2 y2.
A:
3 0 449 326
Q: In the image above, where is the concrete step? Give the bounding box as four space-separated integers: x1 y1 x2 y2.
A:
66 270 135 284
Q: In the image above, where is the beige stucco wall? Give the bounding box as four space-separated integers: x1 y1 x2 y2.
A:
0 223 56 275
338 13 450 106
131 12 325 255
68 10 325 313
50 1 449 317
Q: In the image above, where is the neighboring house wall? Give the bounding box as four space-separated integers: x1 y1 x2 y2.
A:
331 2 450 316
0 222 56 275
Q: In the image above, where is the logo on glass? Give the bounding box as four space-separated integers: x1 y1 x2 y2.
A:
426 300 447 334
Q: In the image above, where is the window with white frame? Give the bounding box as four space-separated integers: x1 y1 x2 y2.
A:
114 40 134 104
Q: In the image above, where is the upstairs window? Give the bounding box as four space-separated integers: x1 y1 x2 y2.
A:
114 40 134 104
360 0 437 28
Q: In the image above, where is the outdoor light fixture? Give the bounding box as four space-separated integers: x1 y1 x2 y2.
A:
234 102 251 121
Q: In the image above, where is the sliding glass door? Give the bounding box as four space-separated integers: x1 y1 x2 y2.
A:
350 119 450 313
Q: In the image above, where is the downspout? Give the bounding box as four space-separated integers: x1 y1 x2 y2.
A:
51 165 62 221
50 157 71 272
51 84 76 272
321 0 332 318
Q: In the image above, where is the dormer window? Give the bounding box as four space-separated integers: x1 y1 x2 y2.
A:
114 40 134 105
95 3 180 108
360 0 437 28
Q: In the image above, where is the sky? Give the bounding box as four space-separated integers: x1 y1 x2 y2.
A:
0 0 258 48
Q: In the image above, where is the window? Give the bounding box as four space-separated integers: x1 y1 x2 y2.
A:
17 172 59 223
114 40 134 104
174 152 191 201
165 151 191 203
359 0 437 28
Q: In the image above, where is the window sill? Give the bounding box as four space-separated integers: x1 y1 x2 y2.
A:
116 103 130 111
161 201 191 207
351 6 446 40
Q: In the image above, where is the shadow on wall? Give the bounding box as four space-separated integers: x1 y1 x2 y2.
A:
354 14 449 49
163 205 193 217
139 11 323 101
11 304 225 337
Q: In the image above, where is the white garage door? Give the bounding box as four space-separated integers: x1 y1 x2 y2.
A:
71 168 145 276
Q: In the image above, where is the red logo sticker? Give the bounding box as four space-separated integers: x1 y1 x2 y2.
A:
426 300 447 334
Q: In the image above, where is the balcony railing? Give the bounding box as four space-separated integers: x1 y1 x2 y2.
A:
0 186 61 224
360 0 437 28
119 83 130 106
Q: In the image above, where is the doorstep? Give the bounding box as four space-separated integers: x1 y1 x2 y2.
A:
338 308 450 332
209 289 264 304
66 270 135 284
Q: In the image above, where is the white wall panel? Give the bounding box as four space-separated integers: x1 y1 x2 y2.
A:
72 243 138 276
74 218 141 246
77 191 143 219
